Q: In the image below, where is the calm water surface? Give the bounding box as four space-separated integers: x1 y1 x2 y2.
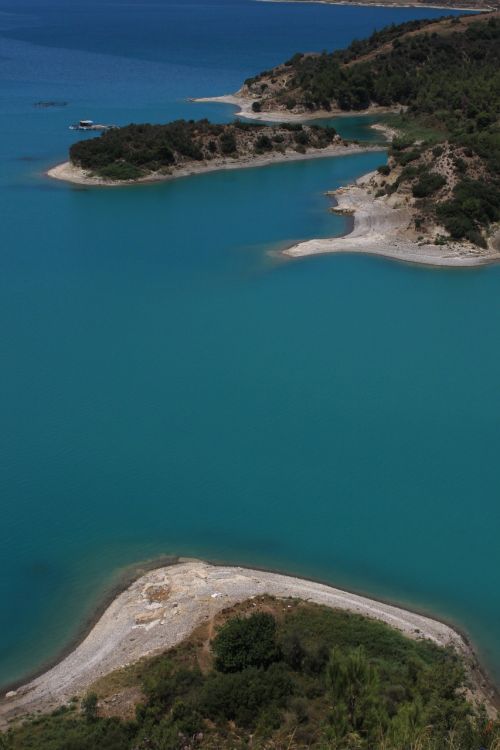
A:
1 0 499 688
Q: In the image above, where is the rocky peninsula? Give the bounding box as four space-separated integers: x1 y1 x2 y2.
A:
1 559 497 729
48 119 383 187
201 12 500 267
284 167 500 266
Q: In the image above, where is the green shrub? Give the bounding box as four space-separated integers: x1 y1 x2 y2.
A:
467 230 486 248
294 130 310 146
82 692 98 722
397 149 420 166
412 172 446 198
280 630 305 670
142 660 203 707
255 134 273 151
199 663 293 729
97 162 143 180
212 612 281 673
391 137 415 152
436 179 500 241
219 131 237 155
285 52 304 66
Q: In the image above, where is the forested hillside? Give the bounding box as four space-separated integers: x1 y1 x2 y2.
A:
244 14 500 124
243 14 500 246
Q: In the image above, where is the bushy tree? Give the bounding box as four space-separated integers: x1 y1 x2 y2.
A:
212 612 281 673
326 646 385 736
81 692 98 722
412 172 446 198
199 663 293 728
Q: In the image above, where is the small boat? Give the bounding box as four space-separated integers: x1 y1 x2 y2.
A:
69 119 115 131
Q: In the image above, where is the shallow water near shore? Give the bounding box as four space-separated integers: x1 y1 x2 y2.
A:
2 0 500 690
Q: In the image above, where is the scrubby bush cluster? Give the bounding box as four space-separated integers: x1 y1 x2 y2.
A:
411 172 447 198
382 138 500 244
437 180 500 245
3 604 500 749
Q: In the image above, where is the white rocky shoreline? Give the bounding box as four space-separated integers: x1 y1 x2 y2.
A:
283 170 500 267
193 96 500 268
0 559 497 728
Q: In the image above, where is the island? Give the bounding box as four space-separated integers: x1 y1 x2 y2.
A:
1 560 499 748
48 120 383 186
201 12 500 266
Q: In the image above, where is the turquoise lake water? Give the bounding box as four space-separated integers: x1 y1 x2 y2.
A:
2 0 500 689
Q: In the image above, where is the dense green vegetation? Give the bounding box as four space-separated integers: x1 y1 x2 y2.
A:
248 16 500 131
3 601 499 749
69 120 336 180
246 15 500 244
436 179 500 244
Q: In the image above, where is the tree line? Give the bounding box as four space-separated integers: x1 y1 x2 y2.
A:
69 120 336 181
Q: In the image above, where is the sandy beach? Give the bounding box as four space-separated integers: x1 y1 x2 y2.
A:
0 559 497 727
47 142 384 187
283 170 500 267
